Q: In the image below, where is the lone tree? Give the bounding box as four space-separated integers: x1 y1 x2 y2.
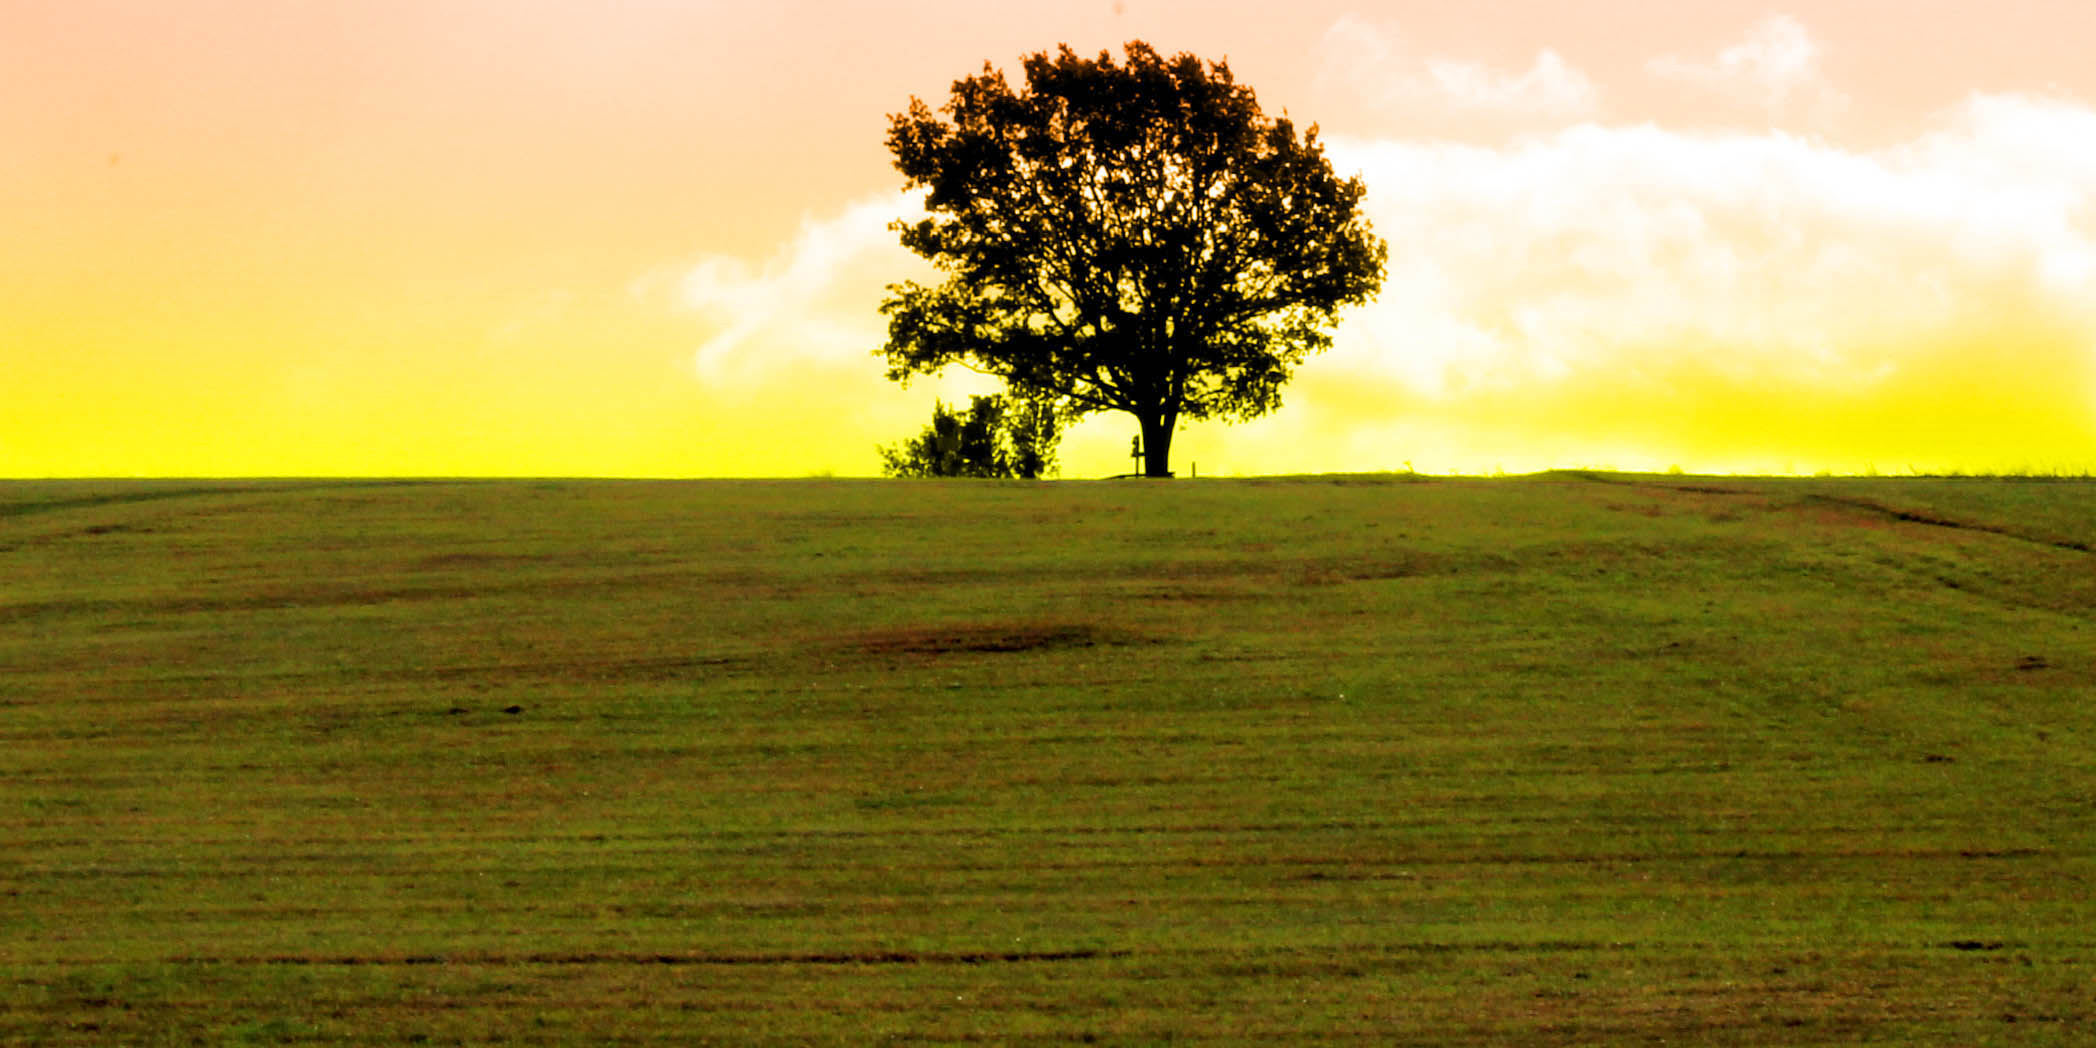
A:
880 41 1386 477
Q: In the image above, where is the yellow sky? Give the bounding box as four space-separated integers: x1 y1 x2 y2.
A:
8 1 2096 477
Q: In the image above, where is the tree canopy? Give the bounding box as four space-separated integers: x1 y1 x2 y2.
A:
879 41 1386 477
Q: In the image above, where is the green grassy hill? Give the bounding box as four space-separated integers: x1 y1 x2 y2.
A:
4 474 2093 1044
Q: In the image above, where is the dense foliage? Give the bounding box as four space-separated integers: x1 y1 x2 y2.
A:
877 394 1060 479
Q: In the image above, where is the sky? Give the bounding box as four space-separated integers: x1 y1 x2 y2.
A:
9 0 2096 477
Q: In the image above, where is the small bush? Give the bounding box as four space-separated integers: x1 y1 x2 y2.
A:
879 395 1060 479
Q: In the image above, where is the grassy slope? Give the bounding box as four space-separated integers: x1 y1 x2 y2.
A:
2 474 2092 1044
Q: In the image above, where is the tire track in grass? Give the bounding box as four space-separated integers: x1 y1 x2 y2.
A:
1561 470 2095 554
158 948 1133 967
1799 493 2094 554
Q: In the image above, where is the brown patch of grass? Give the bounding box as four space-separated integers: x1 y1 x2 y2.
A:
838 620 1143 656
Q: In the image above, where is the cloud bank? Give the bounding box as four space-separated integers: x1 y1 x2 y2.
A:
1307 91 2096 472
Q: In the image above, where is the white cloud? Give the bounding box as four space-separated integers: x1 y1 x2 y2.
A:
1316 92 2096 414
1647 14 1848 124
659 192 923 387
1317 16 1598 128
1423 50 1598 118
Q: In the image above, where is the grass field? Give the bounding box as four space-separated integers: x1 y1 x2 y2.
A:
4 473 2093 1044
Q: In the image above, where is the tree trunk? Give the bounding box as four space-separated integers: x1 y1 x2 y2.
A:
1139 412 1173 478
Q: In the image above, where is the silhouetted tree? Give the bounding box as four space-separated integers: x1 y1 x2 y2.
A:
880 41 1386 477
878 394 1061 479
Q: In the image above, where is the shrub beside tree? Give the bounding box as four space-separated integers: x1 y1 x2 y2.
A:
878 394 1061 479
